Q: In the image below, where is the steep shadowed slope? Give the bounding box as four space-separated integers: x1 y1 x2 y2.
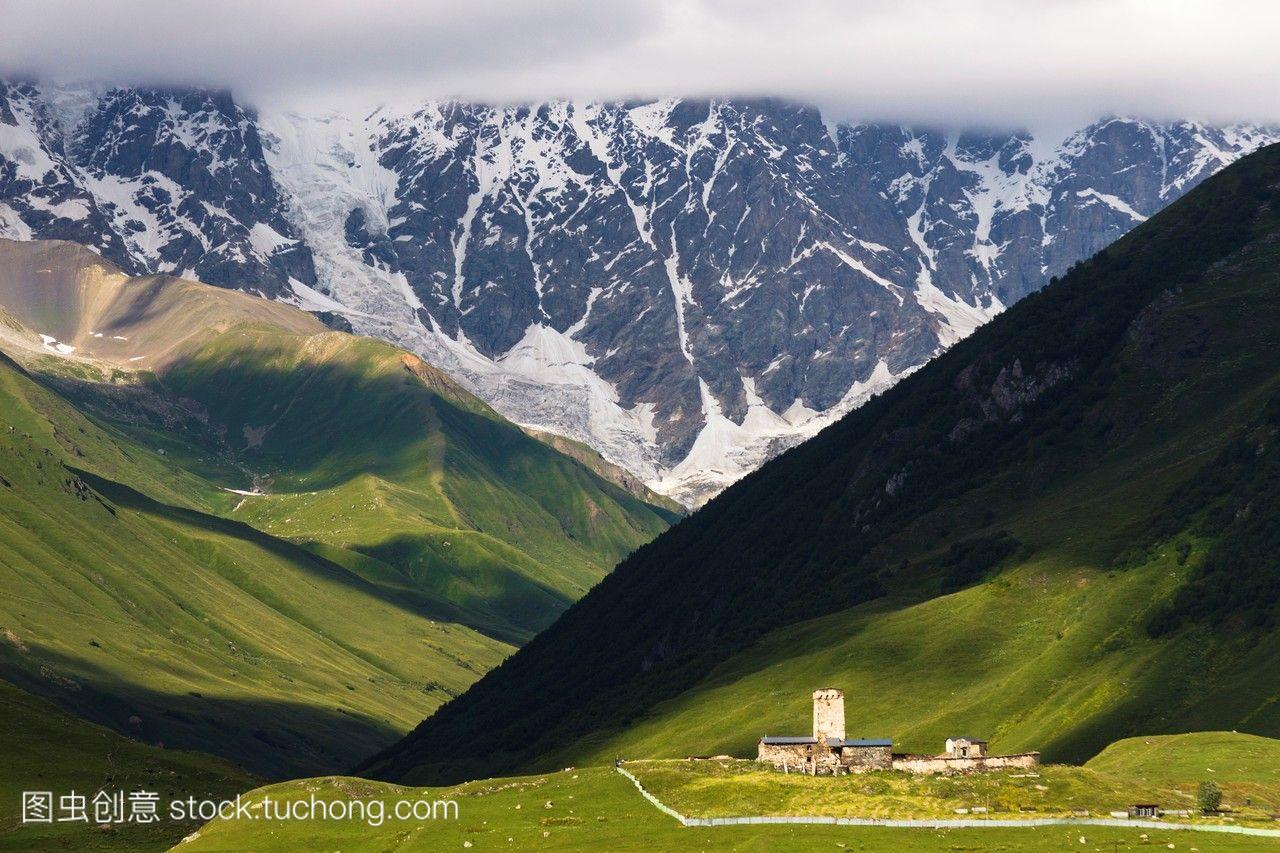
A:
362 143 1280 784
0 678 257 851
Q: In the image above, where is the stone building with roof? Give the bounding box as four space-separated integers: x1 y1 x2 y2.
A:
757 688 893 774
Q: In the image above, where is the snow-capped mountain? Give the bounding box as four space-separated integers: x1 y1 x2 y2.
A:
0 82 127 260
0 81 315 294
2 81 1275 504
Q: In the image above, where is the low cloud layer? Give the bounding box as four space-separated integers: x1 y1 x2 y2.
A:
2 0 1277 125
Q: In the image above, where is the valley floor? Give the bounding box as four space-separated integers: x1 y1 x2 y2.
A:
178 765 1280 851
626 757 1280 827
5 713 1277 851
176 732 1280 851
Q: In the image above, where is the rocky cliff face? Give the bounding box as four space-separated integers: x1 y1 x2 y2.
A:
0 82 314 295
2 81 1274 504
0 81 128 261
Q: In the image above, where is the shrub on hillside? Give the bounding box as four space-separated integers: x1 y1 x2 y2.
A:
1197 780 1223 814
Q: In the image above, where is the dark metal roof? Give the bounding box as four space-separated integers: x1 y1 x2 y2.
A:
760 736 893 747
760 736 817 745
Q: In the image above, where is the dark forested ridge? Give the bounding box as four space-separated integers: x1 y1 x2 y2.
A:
362 143 1280 785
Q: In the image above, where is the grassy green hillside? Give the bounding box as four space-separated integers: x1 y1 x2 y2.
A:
0 239 676 644
0 679 256 852
0 239 674 779
0 350 509 777
180 770 1274 852
1086 732 1280 811
363 142 1280 784
69 327 674 642
539 555 1194 770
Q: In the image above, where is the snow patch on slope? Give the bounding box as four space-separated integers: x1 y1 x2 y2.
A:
39 333 76 354
1076 188 1148 222
259 109 408 318
913 270 1005 348
652 360 913 506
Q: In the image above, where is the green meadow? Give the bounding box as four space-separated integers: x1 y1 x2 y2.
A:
630 732 1280 824
182 739 1280 852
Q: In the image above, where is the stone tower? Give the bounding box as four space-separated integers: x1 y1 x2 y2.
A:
812 688 845 743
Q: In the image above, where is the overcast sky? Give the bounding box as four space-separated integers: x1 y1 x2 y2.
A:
2 0 1278 126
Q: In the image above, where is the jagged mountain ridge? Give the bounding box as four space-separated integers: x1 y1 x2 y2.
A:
2 80 1275 503
0 80 316 294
